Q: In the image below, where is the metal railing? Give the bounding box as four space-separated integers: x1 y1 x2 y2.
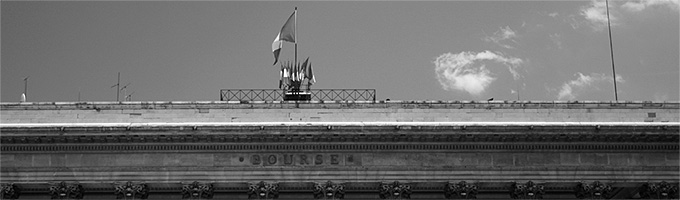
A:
220 89 376 101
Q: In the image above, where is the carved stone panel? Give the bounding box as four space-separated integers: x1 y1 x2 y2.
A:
379 181 411 199
1 183 20 200
114 181 149 199
247 181 278 199
445 181 477 199
639 181 679 199
49 181 84 199
181 181 214 199
510 181 545 199
313 181 345 199
575 181 612 199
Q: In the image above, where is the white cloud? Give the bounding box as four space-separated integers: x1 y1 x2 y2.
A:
483 26 518 49
549 33 563 49
621 0 679 12
557 72 624 100
580 0 619 31
549 12 559 17
576 0 678 31
434 51 523 96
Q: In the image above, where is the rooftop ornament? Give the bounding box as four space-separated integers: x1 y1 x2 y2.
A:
279 58 315 101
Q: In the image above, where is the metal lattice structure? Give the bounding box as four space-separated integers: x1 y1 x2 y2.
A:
220 89 376 101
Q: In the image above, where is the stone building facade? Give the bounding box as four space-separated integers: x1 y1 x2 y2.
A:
1 101 678 199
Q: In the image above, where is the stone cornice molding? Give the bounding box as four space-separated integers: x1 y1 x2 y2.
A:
2 143 677 153
2 100 678 110
3 121 679 129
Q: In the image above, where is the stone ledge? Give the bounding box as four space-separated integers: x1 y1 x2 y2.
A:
2 169 678 183
2 121 678 129
2 100 678 110
2 143 678 152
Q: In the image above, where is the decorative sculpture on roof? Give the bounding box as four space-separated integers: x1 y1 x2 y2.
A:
279 58 315 100
49 181 84 199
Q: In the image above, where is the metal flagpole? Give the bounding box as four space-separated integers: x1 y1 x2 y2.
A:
294 7 298 78
606 0 618 101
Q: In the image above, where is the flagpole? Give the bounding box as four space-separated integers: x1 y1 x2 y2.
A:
294 7 298 84
606 0 618 101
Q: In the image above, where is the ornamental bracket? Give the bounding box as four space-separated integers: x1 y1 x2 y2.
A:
313 181 345 199
379 181 411 199
114 181 149 199
575 181 612 199
639 181 679 199
247 181 279 199
510 181 545 199
49 181 84 199
445 181 478 199
181 181 214 199
1 183 21 200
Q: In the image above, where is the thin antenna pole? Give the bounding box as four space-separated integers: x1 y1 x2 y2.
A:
606 0 618 101
116 72 120 101
23 76 29 99
516 81 520 101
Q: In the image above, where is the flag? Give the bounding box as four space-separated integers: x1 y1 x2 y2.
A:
300 57 309 82
305 60 316 85
290 61 296 82
272 10 296 65
293 63 300 81
279 64 283 89
282 62 290 88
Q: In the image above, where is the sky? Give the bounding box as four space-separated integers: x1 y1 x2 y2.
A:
1 0 678 102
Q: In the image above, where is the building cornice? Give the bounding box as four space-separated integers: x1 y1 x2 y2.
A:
2 121 678 131
1 100 678 110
